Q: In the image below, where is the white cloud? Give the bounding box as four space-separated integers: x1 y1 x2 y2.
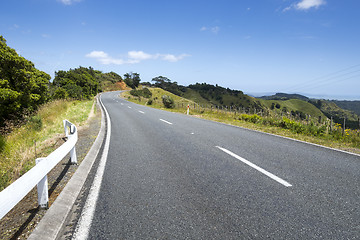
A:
58 0 82 5
86 50 190 65
86 51 125 65
128 51 153 61
283 0 326 12
296 0 326 10
160 54 190 62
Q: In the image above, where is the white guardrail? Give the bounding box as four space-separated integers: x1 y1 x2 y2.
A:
0 120 78 220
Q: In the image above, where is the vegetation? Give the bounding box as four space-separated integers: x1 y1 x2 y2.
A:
0 99 94 190
0 36 51 128
309 99 359 129
332 100 360 116
124 72 141 89
130 88 152 98
259 93 309 101
162 95 175 108
51 67 99 100
123 87 360 153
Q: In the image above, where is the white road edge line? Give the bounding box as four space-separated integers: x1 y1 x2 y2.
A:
159 119 173 125
138 110 145 114
73 94 112 239
216 146 292 187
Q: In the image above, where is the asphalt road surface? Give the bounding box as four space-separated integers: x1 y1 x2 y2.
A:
77 91 360 239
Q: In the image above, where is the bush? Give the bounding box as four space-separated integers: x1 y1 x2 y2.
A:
162 95 175 108
239 114 262 123
147 99 153 105
130 88 152 98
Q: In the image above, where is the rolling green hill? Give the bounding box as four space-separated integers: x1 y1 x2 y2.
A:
144 78 359 128
309 99 359 129
259 98 327 120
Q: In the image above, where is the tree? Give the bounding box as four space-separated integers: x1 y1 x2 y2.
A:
0 36 50 125
124 72 141 89
52 66 99 100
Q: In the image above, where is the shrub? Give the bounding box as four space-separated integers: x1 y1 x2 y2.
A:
147 99 153 105
130 88 152 98
239 114 262 123
162 95 175 108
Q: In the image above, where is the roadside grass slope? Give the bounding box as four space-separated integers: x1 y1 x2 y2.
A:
0 99 94 191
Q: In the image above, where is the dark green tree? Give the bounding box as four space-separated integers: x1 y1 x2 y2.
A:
0 36 50 125
52 66 99 100
124 72 141 89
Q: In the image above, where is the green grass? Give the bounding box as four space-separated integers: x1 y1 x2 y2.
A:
122 88 360 155
0 99 94 191
259 98 327 120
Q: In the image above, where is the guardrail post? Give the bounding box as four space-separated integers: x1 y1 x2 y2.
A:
70 145 77 164
64 120 77 164
36 158 49 209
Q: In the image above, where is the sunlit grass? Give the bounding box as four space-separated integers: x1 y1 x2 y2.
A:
0 99 94 190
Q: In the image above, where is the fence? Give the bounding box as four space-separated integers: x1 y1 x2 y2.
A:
0 120 78 220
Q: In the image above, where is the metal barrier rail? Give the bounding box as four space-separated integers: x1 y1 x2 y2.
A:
0 120 78 219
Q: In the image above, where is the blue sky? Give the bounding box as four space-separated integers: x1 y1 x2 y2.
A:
1 0 360 100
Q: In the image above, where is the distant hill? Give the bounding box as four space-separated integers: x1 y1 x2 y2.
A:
259 93 309 101
145 78 359 129
309 99 359 129
331 100 360 116
258 98 326 120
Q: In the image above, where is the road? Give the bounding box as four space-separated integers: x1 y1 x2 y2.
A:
76 91 360 239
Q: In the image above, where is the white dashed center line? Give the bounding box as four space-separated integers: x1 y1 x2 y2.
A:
159 119 173 125
216 146 292 187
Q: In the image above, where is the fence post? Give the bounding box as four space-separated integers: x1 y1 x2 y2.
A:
343 118 346 135
330 116 333 132
36 158 49 209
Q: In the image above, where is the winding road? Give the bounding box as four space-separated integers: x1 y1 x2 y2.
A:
75 91 360 239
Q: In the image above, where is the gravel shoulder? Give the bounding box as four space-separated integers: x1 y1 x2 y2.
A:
0 100 102 240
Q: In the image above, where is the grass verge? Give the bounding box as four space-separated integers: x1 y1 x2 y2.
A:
0 99 95 191
122 88 360 155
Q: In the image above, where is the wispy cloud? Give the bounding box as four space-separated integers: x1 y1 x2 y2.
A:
86 50 190 65
58 0 82 5
41 33 51 38
200 26 220 34
283 0 326 12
